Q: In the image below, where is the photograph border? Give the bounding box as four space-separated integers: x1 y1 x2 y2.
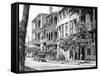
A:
11 2 98 73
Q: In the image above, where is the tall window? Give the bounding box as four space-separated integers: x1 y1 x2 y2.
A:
47 33 49 40
55 32 57 39
81 15 85 23
38 20 41 27
66 33 68 37
42 31 44 39
86 14 91 30
38 33 40 40
44 29 46 38
87 48 91 55
49 18 50 24
51 16 53 24
59 12 62 20
47 18 49 24
35 32 37 40
49 32 50 40
65 24 68 37
70 21 74 35
65 23 68 32
51 32 53 40
59 26 61 38
70 21 72 35
73 19 77 26
63 9 66 18
54 16 57 24
65 9 68 17
93 44 96 55
61 24 64 37
35 21 37 28
61 11 63 19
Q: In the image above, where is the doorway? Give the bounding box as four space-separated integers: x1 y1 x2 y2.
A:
78 47 85 60
81 47 85 60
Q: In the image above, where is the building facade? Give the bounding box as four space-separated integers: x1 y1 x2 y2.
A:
56 7 80 61
32 7 96 61
56 7 96 61
32 13 48 47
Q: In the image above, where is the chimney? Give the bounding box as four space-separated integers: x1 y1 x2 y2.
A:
49 6 53 14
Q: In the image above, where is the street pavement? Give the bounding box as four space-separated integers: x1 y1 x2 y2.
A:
25 58 96 70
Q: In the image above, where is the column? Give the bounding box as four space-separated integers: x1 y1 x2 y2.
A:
58 27 60 39
40 44 43 51
64 23 66 38
93 32 96 56
57 43 60 59
60 26 61 38
53 31 55 41
85 47 87 59
51 32 53 40
77 47 79 60
80 47 81 60
91 44 93 61
94 33 95 44
41 13 42 28
50 32 51 40
49 32 50 40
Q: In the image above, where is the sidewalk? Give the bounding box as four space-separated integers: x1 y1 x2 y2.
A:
25 59 96 70
47 60 96 66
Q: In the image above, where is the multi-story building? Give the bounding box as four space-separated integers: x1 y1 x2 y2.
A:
32 6 96 61
57 7 79 38
41 11 58 50
32 7 58 52
56 7 80 60
32 13 48 48
57 7 96 61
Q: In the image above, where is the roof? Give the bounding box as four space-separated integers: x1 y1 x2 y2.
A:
32 13 49 22
46 11 58 18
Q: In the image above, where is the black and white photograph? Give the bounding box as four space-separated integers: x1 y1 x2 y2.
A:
14 3 97 72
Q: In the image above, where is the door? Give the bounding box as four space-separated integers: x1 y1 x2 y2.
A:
81 47 85 60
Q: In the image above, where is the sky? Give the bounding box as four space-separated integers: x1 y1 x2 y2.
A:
19 4 59 43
